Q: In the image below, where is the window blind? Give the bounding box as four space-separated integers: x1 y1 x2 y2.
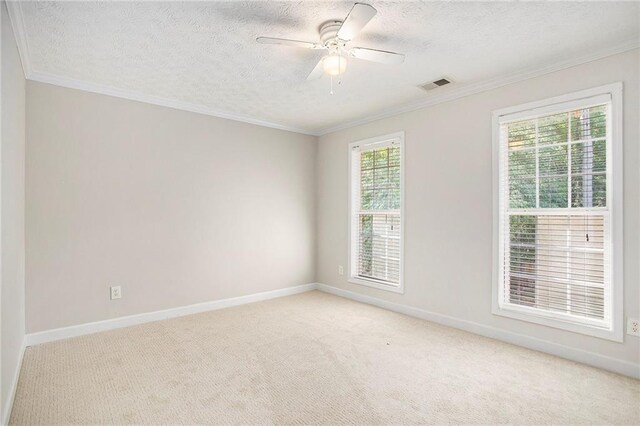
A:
351 140 402 287
498 100 612 328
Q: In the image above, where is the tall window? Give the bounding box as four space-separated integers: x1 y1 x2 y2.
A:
349 132 404 293
493 84 623 341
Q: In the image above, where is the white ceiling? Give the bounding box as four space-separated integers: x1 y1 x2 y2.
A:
10 1 640 135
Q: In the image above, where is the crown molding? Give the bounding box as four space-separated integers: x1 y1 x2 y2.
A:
6 0 32 77
6 0 639 138
27 71 319 136
316 39 640 136
5 1 318 137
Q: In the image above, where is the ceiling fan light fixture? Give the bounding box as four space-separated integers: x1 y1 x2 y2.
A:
323 54 347 76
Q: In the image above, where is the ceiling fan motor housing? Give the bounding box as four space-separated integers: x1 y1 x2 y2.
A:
320 21 344 46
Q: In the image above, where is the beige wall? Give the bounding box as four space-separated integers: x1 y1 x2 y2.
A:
26 82 316 333
317 49 640 366
1 1 26 420
18 37 640 373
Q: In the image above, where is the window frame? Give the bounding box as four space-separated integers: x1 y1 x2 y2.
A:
492 83 623 342
348 131 405 294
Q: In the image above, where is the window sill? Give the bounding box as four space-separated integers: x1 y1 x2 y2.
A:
492 302 622 342
348 276 404 294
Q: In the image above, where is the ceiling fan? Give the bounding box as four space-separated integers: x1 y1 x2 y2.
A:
257 3 405 81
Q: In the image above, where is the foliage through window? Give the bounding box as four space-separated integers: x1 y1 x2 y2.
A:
350 134 403 291
496 88 621 338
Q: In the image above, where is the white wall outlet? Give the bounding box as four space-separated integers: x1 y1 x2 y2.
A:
627 318 640 336
338 265 344 276
110 286 122 300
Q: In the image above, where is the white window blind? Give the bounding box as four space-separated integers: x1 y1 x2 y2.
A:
496 91 619 336
350 133 403 292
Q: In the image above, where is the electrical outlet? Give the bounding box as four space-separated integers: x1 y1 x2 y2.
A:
110 286 122 300
338 265 344 276
627 318 640 336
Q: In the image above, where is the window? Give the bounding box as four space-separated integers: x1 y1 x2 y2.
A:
349 132 404 293
493 84 623 341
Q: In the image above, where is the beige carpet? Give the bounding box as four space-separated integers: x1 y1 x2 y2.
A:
10 291 640 425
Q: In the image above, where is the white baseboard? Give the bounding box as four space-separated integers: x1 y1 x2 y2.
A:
316 283 640 379
20 281 640 379
2 337 26 426
25 283 318 347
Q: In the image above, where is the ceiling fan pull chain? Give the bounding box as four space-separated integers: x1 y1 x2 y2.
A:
330 74 334 95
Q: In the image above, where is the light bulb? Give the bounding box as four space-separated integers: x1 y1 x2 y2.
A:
323 54 347 76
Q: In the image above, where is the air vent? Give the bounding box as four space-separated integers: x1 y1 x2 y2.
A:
419 78 452 92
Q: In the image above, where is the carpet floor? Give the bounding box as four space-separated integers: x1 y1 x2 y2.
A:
10 290 640 425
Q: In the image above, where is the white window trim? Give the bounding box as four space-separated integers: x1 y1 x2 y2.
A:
491 83 624 342
348 131 405 294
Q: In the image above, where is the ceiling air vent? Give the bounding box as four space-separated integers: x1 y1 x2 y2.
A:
420 78 452 92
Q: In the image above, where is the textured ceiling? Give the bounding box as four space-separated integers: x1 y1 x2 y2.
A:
14 1 640 134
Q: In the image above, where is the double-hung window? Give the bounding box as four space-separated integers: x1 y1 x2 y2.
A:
349 132 404 293
493 84 623 341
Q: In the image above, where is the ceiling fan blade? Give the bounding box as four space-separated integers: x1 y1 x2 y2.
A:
350 47 405 65
306 59 325 80
256 37 323 50
337 3 377 41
